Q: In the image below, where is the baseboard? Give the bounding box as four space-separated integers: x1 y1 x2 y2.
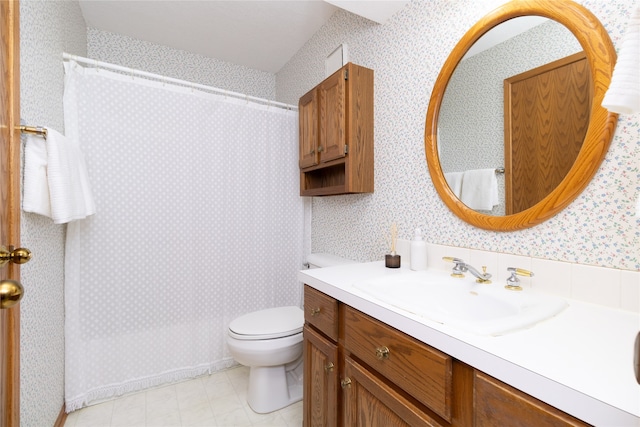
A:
53 404 67 427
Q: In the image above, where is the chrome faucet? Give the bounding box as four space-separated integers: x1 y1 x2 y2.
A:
443 257 492 283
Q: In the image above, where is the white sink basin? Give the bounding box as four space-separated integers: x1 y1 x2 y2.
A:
353 269 568 336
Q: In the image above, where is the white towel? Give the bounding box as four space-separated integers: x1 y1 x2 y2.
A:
460 168 499 211
46 128 95 223
602 6 640 114
23 134 52 217
444 172 464 198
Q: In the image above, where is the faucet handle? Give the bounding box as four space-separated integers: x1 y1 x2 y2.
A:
476 266 492 284
443 256 465 278
505 267 534 291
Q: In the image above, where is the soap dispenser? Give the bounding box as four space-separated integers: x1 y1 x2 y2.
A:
410 228 428 271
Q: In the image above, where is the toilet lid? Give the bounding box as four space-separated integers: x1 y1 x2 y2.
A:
229 306 304 340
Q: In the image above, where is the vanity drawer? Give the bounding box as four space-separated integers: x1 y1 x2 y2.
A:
343 306 453 422
304 285 339 341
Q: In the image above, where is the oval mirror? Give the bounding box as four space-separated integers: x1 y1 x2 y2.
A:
425 0 618 231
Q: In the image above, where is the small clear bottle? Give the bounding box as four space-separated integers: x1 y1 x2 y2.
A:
410 228 428 271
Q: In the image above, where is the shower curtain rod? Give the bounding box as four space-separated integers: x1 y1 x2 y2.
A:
62 53 298 111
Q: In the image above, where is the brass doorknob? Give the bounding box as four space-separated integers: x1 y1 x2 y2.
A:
0 246 32 267
0 280 24 309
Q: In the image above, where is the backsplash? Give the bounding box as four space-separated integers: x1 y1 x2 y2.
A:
276 0 640 272
394 239 639 313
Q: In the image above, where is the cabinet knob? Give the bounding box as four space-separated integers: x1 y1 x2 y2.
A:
324 362 334 373
310 307 321 316
375 346 390 360
317 145 324 153
341 378 352 389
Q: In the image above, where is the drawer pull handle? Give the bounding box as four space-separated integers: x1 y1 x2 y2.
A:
341 378 352 388
310 307 321 316
376 346 390 360
324 362 334 373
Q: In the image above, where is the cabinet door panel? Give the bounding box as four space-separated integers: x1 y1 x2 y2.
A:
299 89 318 169
343 356 444 427
304 325 339 427
319 69 346 163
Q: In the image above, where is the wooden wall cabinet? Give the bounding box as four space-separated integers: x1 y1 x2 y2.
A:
298 63 374 196
302 285 589 427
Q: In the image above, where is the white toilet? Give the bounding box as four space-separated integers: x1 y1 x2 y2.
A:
227 253 355 413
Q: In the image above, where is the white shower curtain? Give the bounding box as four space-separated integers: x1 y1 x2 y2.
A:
63 60 307 411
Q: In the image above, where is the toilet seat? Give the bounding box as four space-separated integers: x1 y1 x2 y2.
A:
229 306 303 340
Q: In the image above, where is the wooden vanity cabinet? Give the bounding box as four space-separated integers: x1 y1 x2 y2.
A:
298 63 374 196
302 285 587 426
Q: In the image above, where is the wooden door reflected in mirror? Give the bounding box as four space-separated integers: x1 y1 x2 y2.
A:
504 52 591 214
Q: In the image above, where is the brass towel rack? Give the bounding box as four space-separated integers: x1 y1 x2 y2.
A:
19 125 48 139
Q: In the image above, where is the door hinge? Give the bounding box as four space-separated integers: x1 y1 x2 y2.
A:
344 144 349 154
344 69 348 80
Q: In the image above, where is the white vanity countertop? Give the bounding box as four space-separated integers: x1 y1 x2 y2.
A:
298 261 640 427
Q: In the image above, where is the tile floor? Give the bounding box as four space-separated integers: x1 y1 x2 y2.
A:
64 366 303 427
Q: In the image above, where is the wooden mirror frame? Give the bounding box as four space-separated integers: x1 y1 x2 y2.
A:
425 0 618 231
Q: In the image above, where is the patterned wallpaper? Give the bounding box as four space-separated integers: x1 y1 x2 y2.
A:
87 28 276 100
19 2 87 426
276 0 640 272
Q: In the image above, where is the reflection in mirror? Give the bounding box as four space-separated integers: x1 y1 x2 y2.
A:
439 17 586 216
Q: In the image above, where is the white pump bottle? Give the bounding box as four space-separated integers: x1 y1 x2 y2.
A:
410 228 428 271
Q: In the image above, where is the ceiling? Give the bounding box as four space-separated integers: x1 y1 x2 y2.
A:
78 1 409 74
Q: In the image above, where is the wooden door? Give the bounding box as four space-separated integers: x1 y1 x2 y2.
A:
0 1 23 426
318 67 346 163
504 52 591 214
303 325 339 427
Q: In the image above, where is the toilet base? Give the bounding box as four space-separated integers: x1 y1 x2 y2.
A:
247 357 303 414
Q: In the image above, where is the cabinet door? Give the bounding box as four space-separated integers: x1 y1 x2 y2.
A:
343 356 445 427
299 89 318 169
304 325 339 427
318 68 347 163
474 371 589 427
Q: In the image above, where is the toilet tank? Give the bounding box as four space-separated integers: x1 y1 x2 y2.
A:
306 253 356 269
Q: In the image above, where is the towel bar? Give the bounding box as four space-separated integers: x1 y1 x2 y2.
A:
19 125 48 139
